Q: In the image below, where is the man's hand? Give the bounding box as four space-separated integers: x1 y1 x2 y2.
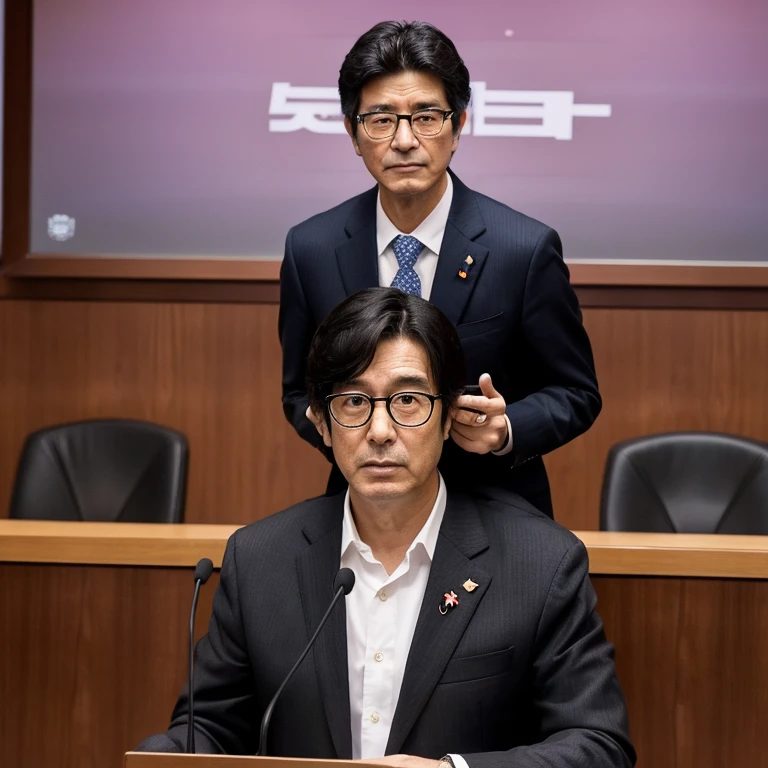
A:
450 373 508 454
359 755 441 768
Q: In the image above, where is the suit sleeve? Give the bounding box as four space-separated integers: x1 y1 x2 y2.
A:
462 541 636 768
135 533 259 755
505 228 601 462
278 227 325 452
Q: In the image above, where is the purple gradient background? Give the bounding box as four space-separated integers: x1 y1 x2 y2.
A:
30 0 768 261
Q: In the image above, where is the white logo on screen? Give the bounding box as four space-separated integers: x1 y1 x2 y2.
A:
268 82 611 141
47 214 76 242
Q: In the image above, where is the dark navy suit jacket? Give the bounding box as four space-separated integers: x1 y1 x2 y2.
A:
279 170 601 516
137 488 634 766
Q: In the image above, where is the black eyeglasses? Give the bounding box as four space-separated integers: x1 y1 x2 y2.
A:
325 391 443 428
356 109 455 140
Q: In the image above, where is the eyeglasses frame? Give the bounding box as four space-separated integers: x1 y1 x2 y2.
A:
355 109 455 140
324 391 443 429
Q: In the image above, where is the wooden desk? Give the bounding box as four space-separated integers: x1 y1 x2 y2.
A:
1 521 766 768
3 519 768 577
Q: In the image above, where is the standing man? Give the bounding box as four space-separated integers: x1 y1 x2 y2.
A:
280 21 601 517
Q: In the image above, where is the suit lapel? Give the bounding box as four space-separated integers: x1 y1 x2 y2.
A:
429 171 489 326
295 496 353 759
385 493 492 754
335 186 379 296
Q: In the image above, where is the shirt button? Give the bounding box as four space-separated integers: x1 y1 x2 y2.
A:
378 591 388 602
374 652 384 662
370 712 380 724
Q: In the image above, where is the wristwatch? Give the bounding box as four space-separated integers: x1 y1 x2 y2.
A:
439 756 455 768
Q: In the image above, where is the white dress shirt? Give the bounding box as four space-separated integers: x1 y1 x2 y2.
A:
375 173 513 455
340 475 470 768
341 475 446 759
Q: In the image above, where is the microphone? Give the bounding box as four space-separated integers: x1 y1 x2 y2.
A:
256 567 355 756
187 557 214 754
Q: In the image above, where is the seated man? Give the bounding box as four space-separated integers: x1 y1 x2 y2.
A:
138 287 635 767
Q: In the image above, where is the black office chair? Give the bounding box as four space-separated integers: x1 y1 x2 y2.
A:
9 419 189 523
600 432 768 533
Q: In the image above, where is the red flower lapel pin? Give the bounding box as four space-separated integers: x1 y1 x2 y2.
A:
439 590 460 615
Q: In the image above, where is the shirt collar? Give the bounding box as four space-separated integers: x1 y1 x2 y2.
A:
376 172 454 257
341 472 447 562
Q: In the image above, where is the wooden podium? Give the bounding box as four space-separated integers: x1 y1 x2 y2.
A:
2 523 766 768
125 756 386 768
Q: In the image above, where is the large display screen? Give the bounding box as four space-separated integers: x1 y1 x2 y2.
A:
29 0 768 263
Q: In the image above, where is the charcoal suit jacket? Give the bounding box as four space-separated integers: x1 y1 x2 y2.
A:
279 170 601 516
138 488 635 767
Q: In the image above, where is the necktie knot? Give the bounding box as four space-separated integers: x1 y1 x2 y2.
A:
391 235 424 297
393 235 423 269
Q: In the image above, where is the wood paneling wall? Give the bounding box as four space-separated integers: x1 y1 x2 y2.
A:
1 299 767 529
0 301 329 523
547 307 768 528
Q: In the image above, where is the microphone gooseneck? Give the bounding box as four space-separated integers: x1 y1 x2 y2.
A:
187 557 214 754
256 567 355 756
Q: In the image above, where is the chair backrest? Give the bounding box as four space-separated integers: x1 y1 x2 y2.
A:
600 432 768 533
9 419 189 523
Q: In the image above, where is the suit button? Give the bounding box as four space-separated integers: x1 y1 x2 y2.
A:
370 712 380 724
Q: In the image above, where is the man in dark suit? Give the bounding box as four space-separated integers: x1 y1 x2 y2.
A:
280 21 601 518
140 289 634 767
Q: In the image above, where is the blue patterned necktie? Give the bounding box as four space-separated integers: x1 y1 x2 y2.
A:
390 235 424 297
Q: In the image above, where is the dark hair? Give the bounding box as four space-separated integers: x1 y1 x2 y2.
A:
339 21 471 135
306 287 466 425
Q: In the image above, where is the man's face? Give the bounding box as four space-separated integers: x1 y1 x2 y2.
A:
318 336 451 505
345 70 466 201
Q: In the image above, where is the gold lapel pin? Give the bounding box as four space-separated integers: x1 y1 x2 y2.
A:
463 578 479 593
439 590 460 615
458 255 475 279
